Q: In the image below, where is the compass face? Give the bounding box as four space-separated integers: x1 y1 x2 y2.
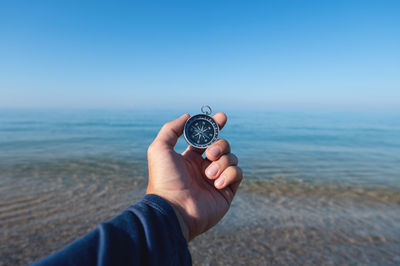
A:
184 114 219 149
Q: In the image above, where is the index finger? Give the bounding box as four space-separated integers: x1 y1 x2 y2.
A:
183 112 227 155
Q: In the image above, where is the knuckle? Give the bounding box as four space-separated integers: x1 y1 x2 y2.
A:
217 139 230 151
219 154 229 165
225 165 237 177
232 166 240 176
147 142 161 156
221 154 237 166
162 122 172 131
219 154 236 167
227 166 242 177
229 153 239 165
236 166 243 179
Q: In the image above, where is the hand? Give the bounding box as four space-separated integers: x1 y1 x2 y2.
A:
146 113 243 241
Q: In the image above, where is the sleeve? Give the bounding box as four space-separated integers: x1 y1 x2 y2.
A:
31 194 192 266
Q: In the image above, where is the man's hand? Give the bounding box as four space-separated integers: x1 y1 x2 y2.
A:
146 113 243 241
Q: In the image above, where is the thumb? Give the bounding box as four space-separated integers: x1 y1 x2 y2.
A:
153 113 190 149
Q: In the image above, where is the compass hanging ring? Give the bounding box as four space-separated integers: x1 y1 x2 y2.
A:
184 105 219 149
201 105 212 115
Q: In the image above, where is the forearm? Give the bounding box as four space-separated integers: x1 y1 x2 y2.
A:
32 194 192 266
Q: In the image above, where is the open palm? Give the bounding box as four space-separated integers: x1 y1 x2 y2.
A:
146 113 242 241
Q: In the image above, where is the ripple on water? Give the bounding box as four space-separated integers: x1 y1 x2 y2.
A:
1 159 400 265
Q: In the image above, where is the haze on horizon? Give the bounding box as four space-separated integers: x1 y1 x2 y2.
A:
0 1 399 110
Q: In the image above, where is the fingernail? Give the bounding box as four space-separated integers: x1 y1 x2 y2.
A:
208 146 221 158
215 176 225 188
206 164 219 178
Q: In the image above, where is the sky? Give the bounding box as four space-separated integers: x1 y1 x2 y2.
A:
0 0 399 110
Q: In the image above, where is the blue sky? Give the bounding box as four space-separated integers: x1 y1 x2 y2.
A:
0 0 399 110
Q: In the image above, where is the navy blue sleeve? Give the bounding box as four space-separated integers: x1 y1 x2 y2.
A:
31 194 192 266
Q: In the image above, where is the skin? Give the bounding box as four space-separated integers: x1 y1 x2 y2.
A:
146 113 243 241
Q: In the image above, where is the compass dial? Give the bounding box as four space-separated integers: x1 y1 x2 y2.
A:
184 114 219 149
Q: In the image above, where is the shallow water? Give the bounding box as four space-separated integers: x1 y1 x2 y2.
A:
0 109 399 265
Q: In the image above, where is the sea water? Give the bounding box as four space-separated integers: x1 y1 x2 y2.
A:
0 109 399 265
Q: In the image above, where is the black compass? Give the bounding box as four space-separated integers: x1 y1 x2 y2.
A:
184 106 219 149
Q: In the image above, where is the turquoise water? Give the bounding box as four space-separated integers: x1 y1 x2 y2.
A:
1 109 400 265
1 109 399 188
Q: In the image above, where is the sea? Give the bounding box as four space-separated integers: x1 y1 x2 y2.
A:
0 109 399 265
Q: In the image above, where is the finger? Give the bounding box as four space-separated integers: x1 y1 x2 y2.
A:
205 139 230 161
213 112 228 130
184 112 227 155
205 153 238 179
214 166 243 192
152 114 190 149
229 178 242 197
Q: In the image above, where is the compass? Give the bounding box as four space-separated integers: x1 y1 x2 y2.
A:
184 105 219 149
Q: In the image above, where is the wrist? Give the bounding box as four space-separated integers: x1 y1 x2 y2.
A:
167 200 190 242
145 190 190 242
